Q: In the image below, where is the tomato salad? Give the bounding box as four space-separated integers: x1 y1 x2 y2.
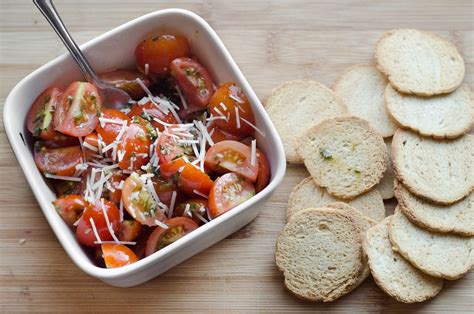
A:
27 34 270 269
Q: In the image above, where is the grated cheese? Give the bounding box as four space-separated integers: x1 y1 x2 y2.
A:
154 219 169 229
101 199 120 243
251 139 257 166
240 117 266 136
195 212 209 224
144 63 149 75
175 85 188 110
45 173 81 182
193 189 208 199
95 240 137 245
235 107 241 129
168 191 177 218
89 217 102 244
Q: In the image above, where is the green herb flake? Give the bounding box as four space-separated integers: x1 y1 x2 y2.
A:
319 148 333 160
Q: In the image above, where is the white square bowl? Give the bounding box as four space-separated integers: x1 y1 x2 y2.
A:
3 9 286 287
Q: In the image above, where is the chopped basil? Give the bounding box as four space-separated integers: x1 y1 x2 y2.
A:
319 148 333 160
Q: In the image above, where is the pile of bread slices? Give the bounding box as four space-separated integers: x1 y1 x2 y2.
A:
265 29 473 303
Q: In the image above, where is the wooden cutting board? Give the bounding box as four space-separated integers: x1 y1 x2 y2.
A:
0 0 472 312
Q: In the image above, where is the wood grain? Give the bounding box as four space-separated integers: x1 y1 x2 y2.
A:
0 0 472 312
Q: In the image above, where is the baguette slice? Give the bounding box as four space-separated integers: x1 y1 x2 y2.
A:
391 129 474 205
264 80 347 164
275 207 364 302
287 177 385 222
333 65 397 137
377 138 395 200
395 180 474 236
298 116 387 199
364 216 443 303
389 209 474 280
386 84 473 139
375 29 465 96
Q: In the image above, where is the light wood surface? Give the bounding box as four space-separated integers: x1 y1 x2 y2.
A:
1 0 473 312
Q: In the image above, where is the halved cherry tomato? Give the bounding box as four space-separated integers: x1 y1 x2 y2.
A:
204 140 259 182
54 81 101 137
95 108 130 145
145 217 198 256
208 173 255 219
255 148 270 193
38 134 79 148
177 163 213 197
121 173 167 226
101 243 138 268
174 198 208 225
26 87 63 140
152 176 181 207
53 178 85 197
98 69 151 100
208 82 255 136
128 100 177 132
170 57 214 108
208 123 243 143
34 142 82 176
156 127 192 164
117 123 150 171
135 34 191 77
52 195 87 226
117 220 142 242
159 158 186 179
76 199 120 247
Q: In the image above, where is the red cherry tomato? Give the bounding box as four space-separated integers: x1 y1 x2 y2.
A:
34 142 82 176
135 34 191 77
159 158 186 179
204 140 259 182
128 100 177 132
95 108 130 145
53 178 85 197
76 199 120 247
38 134 80 149
208 123 243 143
117 123 150 171
177 163 213 197
255 148 271 193
156 127 192 164
26 87 63 140
102 171 125 205
174 198 208 225
170 57 214 108
98 69 151 100
121 173 167 226
208 173 255 219
208 82 255 136
152 176 181 208
53 195 87 226
145 217 198 256
117 220 142 242
101 243 138 268
54 82 101 137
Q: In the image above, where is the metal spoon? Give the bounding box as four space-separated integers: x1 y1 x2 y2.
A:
33 0 131 108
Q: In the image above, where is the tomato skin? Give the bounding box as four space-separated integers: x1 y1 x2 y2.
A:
204 140 259 182
174 198 208 225
76 199 120 247
98 69 151 100
27 87 63 140
208 123 243 143
153 177 181 208
101 243 138 268
135 34 191 77
170 57 214 108
145 217 198 256
53 195 87 226
208 173 255 219
117 123 150 171
128 101 177 132
95 108 130 145
117 220 142 242
156 127 192 164
54 82 101 137
121 173 167 226
34 142 82 176
177 163 213 197
38 134 80 149
159 158 186 179
208 82 255 136
255 148 271 193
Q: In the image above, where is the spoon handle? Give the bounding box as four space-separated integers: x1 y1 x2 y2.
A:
33 0 102 87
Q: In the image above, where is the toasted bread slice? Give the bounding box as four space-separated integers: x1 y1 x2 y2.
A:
287 177 385 222
377 138 395 199
395 180 474 236
389 209 474 280
391 129 474 204
275 207 363 302
333 65 397 137
375 29 465 96
264 80 347 164
364 216 443 303
297 116 387 199
386 84 473 139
